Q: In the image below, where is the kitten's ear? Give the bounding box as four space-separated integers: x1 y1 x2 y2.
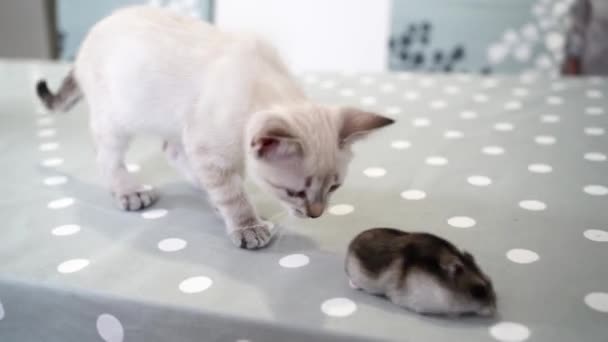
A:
251 124 302 162
339 107 394 146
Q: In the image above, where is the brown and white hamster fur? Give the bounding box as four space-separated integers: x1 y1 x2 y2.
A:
345 228 496 316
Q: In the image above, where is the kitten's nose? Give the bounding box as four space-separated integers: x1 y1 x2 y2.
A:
307 203 324 218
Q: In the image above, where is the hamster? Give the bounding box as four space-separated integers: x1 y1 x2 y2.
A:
345 228 496 316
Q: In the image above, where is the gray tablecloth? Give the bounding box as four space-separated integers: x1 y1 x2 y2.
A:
1 61 607 342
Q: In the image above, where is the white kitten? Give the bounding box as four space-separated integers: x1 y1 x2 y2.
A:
36 6 394 249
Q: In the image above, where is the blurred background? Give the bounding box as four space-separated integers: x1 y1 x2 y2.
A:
0 0 603 75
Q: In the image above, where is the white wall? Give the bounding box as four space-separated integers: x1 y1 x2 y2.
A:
215 0 391 72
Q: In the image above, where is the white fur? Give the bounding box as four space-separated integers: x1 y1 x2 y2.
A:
67 6 390 248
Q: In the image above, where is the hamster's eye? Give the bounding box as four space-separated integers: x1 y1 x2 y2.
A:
329 184 341 192
470 284 488 300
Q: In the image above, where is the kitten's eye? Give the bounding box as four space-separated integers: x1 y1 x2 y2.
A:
329 184 341 192
286 189 306 198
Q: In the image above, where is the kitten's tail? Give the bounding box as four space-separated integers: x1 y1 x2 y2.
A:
36 70 82 112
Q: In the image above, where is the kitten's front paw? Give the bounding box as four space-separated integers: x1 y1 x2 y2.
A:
115 188 158 211
229 221 275 249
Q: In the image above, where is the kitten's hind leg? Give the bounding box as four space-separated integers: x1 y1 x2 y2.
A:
92 124 158 211
163 140 200 189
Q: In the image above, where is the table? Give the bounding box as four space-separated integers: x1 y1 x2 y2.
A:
1 60 607 342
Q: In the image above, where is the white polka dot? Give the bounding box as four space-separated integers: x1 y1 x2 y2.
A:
473 93 489 103
506 249 539 264
482 146 505 155
48 197 75 209
584 152 606 162
587 89 603 99
403 91 420 101
363 167 386 178
534 135 556 145
522 23 539 41
44 176 68 186
520 72 538 84
519 200 547 211
482 78 499 88
426 156 448 166
141 209 168 219
512 87 529 97
586 107 605 116
444 130 464 139
447 216 476 228
494 122 514 131
583 185 608 196
41 158 63 167
467 176 492 187
400 190 426 200
504 101 523 111
546 96 563 105
126 163 140 173
37 128 56 138
584 292 608 313
460 110 478 120
584 229 608 242
320 80 336 89
444 85 460 95
535 55 553 69
97 314 124 342
39 142 59 151
279 254 310 268
589 77 604 85
36 117 54 126
158 238 187 252
57 259 90 273
359 76 375 85
339 88 355 97
528 164 552 174
513 44 532 62
390 140 411 149
419 77 436 88
321 298 357 317
140 184 153 191
545 31 564 51
584 127 605 136
360 96 377 106
304 75 318 84
430 100 447 110
540 115 560 123
488 43 508 64
385 106 402 115
412 118 431 127
397 72 413 81
380 83 396 93
52 224 80 236
329 204 354 216
489 322 531 342
179 276 213 294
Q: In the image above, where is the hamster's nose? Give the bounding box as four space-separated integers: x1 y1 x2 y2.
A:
306 202 324 218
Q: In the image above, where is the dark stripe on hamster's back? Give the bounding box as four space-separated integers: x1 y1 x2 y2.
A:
349 228 409 276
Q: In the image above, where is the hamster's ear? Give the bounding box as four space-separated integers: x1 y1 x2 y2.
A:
441 258 464 278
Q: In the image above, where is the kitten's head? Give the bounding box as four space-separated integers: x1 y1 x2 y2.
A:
247 104 394 218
